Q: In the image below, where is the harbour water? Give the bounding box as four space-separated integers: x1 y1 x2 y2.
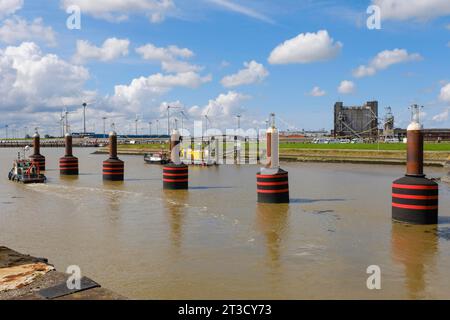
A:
1 148 450 299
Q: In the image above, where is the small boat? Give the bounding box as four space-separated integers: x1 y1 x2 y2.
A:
8 158 46 184
144 152 169 165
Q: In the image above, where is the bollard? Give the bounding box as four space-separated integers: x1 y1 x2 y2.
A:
103 131 124 181
59 133 79 175
257 113 289 203
392 106 438 224
163 128 188 190
29 131 45 171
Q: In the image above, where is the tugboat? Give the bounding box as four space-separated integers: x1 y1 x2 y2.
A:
144 152 169 165
8 152 46 184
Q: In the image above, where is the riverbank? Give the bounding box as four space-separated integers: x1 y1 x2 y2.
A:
93 145 450 167
0 247 125 300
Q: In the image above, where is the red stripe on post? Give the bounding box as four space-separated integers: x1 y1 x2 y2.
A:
257 181 289 186
163 178 189 182
257 174 288 179
392 203 438 210
164 167 188 171
163 173 188 177
392 193 438 200
257 189 289 194
392 184 438 190
103 172 124 175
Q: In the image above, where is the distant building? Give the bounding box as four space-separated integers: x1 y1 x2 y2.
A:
394 128 450 142
334 101 378 140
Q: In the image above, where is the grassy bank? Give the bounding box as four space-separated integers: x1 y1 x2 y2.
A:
95 142 450 166
279 142 450 151
112 142 450 151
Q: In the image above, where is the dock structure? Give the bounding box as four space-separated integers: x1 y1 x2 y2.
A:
163 128 189 190
0 246 124 300
392 105 438 225
257 114 290 204
59 133 79 176
103 131 124 181
29 131 45 171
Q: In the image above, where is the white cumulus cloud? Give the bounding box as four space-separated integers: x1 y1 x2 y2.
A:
432 108 449 122
0 42 90 112
0 0 23 18
61 0 175 23
338 80 355 94
372 0 450 21
73 38 130 63
353 49 422 78
110 72 212 113
439 83 450 103
221 60 268 88
136 43 202 73
0 16 56 46
268 30 342 65
308 86 326 97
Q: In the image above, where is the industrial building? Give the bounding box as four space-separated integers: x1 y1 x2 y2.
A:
334 101 378 140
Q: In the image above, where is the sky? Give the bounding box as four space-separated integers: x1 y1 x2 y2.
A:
0 0 450 137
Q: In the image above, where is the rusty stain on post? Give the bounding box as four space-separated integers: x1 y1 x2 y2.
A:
406 125 424 177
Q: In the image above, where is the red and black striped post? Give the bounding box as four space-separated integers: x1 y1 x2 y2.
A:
257 169 290 203
103 131 124 181
257 113 289 204
392 111 438 224
59 133 79 175
163 129 188 190
29 131 45 171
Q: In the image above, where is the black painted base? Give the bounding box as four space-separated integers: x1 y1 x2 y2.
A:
29 154 45 171
60 156 79 175
163 163 188 190
392 175 438 225
103 158 124 181
257 168 290 204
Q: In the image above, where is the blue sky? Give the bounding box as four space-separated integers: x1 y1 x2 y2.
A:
1 0 450 136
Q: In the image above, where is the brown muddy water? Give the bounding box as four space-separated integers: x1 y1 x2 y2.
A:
1 148 450 299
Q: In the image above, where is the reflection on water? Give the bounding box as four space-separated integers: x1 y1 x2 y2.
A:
256 204 288 272
1 148 450 299
391 222 438 299
163 190 188 255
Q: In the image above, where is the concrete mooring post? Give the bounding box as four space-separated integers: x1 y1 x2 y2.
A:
59 133 79 175
256 113 289 204
163 128 188 190
102 131 124 181
392 106 438 224
29 131 45 171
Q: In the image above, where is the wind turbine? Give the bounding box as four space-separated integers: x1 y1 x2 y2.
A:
203 106 212 137
102 117 107 137
135 114 139 136
179 110 189 131
166 105 181 135
81 100 96 135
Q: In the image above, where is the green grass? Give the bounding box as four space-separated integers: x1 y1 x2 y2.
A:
117 143 168 150
113 142 450 152
279 142 450 151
